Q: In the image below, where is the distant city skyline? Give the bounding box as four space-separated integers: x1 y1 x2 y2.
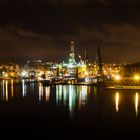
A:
1 0 140 64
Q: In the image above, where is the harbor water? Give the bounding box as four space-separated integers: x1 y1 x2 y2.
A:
0 79 140 139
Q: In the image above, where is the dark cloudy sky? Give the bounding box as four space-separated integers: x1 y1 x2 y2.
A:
1 0 140 64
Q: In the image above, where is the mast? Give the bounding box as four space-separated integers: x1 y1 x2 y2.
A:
97 46 103 76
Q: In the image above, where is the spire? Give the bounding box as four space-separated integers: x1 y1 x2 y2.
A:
69 41 76 64
70 41 75 53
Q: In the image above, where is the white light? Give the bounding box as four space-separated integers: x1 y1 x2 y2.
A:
85 78 90 83
68 63 73 68
22 71 26 77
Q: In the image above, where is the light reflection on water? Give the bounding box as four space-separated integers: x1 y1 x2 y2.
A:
0 80 14 101
0 80 140 117
11 79 14 98
68 85 77 117
78 86 89 107
2 80 5 100
22 79 27 97
39 83 43 101
0 80 32 101
114 91 139 117
135 92 139 117
45 86 50 101
56 85 63 104
39 83 50 102
115 92 119 112
5 80 8 101
56 85 90 117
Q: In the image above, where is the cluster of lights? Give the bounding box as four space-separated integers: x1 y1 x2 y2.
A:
114 74 140 82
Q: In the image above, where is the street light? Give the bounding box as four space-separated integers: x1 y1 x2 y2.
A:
114 75 121 81
22 71 27 77
134 74 140 81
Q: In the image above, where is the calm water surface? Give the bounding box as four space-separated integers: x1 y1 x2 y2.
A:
0 79 140 139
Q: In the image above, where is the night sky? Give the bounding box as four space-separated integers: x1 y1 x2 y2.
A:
1 0 140 64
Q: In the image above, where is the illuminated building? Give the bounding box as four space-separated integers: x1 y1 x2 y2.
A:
0 62 20 79
21 60 58 80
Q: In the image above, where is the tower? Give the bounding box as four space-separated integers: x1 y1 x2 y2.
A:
69 41 76 65
97 46 103 76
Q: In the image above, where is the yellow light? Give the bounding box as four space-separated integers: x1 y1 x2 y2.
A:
115 92 119 112
6 80 8 101
11 80 14 98
85 71 88 76
10 72 14 76
5 74 8 78
135 93 139 117
134 75 140 81
114 75 121 81
45 86 50 102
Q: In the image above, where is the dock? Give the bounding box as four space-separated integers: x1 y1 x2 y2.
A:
106 85 140 90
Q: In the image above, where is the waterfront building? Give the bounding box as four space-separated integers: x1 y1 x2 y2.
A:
0 62 20 79
21 60 58 80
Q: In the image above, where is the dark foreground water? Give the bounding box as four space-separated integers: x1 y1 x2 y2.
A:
0 80 140 139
